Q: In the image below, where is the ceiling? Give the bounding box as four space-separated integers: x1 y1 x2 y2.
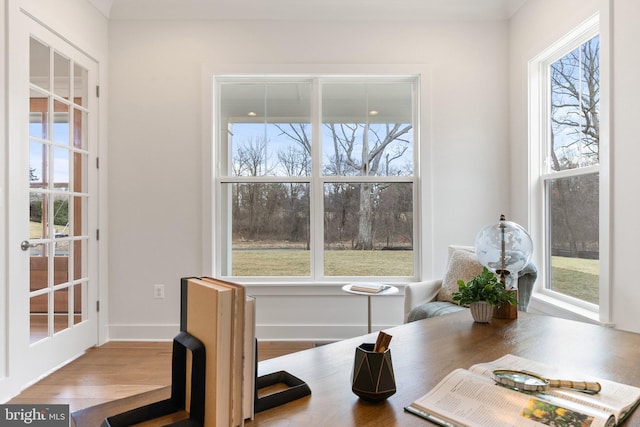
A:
88 0 527 21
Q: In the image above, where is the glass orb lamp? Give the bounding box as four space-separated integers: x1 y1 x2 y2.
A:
474 214 533 289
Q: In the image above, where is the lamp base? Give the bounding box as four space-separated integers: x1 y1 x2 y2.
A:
493 290 518 319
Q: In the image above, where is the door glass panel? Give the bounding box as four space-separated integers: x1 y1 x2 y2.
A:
53 253 69 286
52 194 70 240
53 51 70 100
73 109 87 149
29 38 50 90
29 194 45 238
30 295 48 344
73 283 84 325
74 196 87 237
73 238 87 282
74 153 87 192
29 90 49 139
53 147 70 191
29 245 48 292
54 288 69 334
73 64 88 107
52 101 69 146
29 141 47 188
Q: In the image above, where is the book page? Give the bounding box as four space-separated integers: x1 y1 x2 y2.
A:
469 354 640 422
408 369 614 427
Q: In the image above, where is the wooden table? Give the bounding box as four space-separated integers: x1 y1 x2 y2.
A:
247 311 640 426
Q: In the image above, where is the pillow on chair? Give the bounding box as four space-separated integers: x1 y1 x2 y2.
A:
436 249 484 303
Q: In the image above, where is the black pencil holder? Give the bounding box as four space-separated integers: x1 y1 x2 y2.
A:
351 343 396 401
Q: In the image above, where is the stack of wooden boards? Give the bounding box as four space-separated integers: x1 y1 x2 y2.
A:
182 277 256 427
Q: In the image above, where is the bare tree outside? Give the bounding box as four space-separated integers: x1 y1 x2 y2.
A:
276 121 413 251
549 35 599 258
548 34 600 302
550 36 600 171
324 123 412 250
220 80 415 277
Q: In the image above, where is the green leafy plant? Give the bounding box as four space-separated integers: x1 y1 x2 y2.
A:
452 267 517 307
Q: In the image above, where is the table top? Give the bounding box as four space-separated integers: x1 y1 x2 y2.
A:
247 311 640 426
341 283 399 296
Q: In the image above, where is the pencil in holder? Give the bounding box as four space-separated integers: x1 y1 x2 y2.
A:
351 343 396 401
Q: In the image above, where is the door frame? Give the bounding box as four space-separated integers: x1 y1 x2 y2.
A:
1 5 107 401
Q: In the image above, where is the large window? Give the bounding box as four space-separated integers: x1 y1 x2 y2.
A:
531 17 604 312
214 76 417 280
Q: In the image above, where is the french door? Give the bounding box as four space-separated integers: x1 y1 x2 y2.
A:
4 13 99 396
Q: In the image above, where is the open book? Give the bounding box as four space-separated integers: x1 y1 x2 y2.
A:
405 354 640 427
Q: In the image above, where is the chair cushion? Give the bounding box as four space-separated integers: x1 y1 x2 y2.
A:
407 301 466 322
436 249 484 303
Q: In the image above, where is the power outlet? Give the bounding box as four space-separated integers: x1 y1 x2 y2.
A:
153 284 165 299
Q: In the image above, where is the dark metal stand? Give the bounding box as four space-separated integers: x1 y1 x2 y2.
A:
102 277 311 426
102 331 206 427
255 369 311 413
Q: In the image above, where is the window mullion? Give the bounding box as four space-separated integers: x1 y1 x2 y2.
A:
540 164 599 182
310 78 323 280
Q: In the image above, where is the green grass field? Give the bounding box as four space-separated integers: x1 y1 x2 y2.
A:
30 221 66 238
551 256 599 304
232 249 599 304
232 249 413 276
30 221 44 238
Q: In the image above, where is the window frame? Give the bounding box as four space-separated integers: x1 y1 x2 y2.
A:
211 74 422 284
528 13 611 324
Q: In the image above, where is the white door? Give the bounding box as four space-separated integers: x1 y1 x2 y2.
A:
4 14 99 397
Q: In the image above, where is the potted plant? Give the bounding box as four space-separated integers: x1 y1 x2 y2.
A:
451 267 517 323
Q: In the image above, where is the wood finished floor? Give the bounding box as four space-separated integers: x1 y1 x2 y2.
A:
7 341 316 413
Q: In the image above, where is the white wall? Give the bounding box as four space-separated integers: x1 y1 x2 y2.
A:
608 0 640 333
509 0 640 334
107 19 510 340
19 0 108 53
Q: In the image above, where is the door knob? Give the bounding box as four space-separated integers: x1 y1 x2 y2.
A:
20 240 43 251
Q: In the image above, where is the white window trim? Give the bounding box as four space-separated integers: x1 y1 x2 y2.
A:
200 64 433 287
527 12 612 326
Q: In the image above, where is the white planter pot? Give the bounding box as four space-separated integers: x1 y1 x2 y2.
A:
469 301 494 323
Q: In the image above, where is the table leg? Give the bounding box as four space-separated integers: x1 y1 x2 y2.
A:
367 295 372 333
